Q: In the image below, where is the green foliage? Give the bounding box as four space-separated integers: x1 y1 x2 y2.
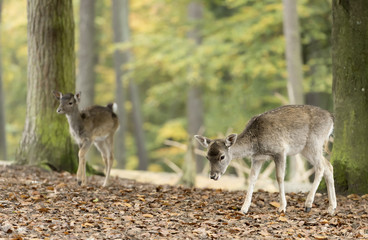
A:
2 0 332 171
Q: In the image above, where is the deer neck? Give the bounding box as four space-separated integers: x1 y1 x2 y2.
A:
65 108 83 133
229 134 254 159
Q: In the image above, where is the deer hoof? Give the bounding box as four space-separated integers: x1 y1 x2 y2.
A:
77 180 82 186
305 207 311 213
278 207 286 213
328 206 336 216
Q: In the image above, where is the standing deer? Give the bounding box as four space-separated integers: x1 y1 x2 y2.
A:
53 91 119 187
195 105 337 215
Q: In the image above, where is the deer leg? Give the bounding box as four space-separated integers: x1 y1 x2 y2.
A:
94 140 109 187
241 159 264 214
302 149 324 212
274 154 287 213
102 136 114 187
323 157 337 215
77 140 92 186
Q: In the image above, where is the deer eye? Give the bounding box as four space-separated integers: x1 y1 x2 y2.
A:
69 102 73 105
220 155 225 160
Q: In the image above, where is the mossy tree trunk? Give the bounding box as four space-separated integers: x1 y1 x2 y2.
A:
332 0 368 194
16 0 78 172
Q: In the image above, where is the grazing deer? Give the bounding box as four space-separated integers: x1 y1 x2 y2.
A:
195 105 337 215
53 91 119 187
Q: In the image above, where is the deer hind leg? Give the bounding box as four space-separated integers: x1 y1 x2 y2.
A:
77 140 92 186
102 135 115 187
302 146 325 212
241 159 264 214
323 157 337 215
274 153 287 213
94 140 110 187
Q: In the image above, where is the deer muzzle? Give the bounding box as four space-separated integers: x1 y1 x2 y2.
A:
210 172 221 181
56 107 65 114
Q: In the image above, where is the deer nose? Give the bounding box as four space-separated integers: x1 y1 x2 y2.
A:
57 108 63 114
210 173 219 181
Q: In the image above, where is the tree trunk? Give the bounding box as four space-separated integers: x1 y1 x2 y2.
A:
112 0 127 169
186 1 204 174
0 0 6 161
117 0 148 170
332 0 368 194
129 79 148 170
179 137 196 187
16 0 78 172
282 0 304 105
282 0 305 182
76 0 96 109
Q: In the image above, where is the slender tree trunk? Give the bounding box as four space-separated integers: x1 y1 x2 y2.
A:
186 1 204 174
282 0 305 181
16 0 77 172
118 0 148 170
282 0 304 105
332 0 368 194
76 0 96 109
112 0 127 168
129 78 148 170
0 0 6 160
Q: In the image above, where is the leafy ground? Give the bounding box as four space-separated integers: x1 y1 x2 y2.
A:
0 165 367 239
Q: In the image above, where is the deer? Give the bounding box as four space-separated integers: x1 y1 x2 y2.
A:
195 105 337 215
53 91 119 187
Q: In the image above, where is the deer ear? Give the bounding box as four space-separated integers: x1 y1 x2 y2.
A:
75 91 81 102
225 134 237 148
53 91 62 100
194 135 212 148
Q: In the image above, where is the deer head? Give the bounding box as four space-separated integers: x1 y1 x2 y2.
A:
195 134 238 180
53 91 81 114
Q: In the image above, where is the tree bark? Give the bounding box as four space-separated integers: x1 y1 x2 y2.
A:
16 0 78 172
76 0 96 109
332 0 368 194
186 1 204 174
112 0 127 168
0 0 7 160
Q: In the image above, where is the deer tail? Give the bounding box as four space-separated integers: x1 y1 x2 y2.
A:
107 103 118 114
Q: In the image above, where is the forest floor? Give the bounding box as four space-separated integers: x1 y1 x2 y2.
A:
0 164 367 239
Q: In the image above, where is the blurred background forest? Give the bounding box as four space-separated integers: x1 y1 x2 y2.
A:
1 0 332 175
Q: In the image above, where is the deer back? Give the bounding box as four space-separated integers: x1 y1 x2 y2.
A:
237 105 333 156
80 105 119 140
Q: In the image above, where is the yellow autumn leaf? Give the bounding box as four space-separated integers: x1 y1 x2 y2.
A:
270 201 280 208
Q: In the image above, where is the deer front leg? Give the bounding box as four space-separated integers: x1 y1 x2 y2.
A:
77 140 92 186
241 159 263 214
274 154 287 213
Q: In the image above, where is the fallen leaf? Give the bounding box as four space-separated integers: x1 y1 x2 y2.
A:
270 201 280 208
143 214 154 218
320 219 329 225
278 216 288 222
314 235 328 240
347 194 360 200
